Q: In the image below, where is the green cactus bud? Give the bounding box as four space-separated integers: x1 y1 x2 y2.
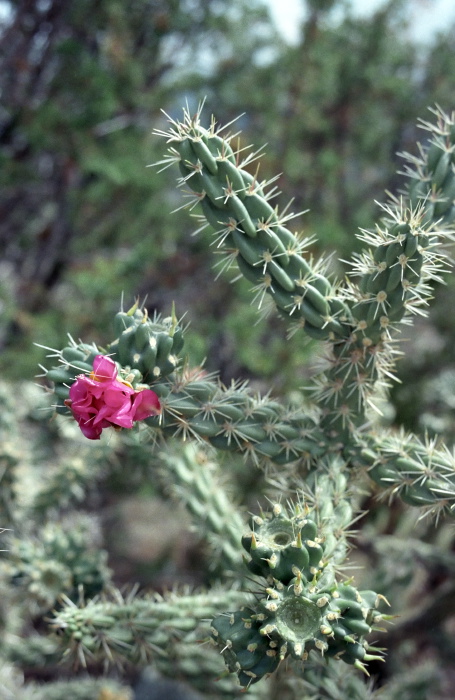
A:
242 503 325 584
191 137 219 175
108 307 184 382
244 191 278 222
60 345 97 364
113 309 137 337
115 325 136 365
46 367 77 385
432 149 451 188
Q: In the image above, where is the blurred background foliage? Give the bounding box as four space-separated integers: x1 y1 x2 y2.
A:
3 0 455 697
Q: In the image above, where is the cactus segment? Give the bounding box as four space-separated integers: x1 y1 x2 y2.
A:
350 214 437 345
349 107 455 345
212 579 385 686
145 372 327 466
212 514 386 687
241 504 324 584
45 342 99 411
358 431 455 516
403 107 455 226
312 199 453 440
108 306 184 381
49 587 248 671
159 109 352 342
6 520 111 611
158 444 247 573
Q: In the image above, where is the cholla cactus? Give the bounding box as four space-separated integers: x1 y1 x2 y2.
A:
5 104 455 697
153 103 455 511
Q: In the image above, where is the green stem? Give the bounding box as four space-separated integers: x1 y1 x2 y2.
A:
49 587 251 668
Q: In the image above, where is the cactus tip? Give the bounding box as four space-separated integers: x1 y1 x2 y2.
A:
126 298 139 316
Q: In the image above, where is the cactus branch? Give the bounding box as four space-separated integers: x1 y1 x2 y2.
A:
49 586 251 669
357 429 455 518
154 104 352 342
45 337 327 469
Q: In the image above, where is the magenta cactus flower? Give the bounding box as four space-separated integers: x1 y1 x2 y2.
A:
66 355 161 439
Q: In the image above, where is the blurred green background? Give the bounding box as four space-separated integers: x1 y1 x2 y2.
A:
2 0 455 419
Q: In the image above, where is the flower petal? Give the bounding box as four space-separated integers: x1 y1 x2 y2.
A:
77 417 103 440
92 355 118 383
132 389 161 420
69 356 161 438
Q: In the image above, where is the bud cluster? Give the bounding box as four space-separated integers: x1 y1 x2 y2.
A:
211 502 386 686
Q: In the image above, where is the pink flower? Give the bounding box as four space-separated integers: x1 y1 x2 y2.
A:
66 355 160 439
